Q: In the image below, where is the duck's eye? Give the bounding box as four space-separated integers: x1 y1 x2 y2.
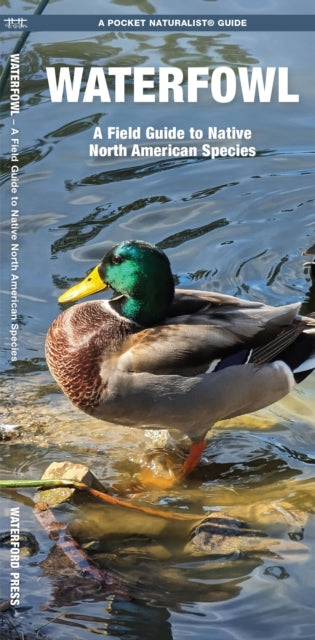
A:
112 255 124 265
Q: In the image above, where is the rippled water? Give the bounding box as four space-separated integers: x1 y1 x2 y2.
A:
1 1 315 639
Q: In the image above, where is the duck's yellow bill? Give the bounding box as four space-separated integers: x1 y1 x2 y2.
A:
58 265 108 303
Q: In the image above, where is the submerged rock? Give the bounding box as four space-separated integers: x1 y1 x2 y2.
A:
187 512 270 556
0 531 39 557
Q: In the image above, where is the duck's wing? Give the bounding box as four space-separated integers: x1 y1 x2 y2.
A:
98 291 313 437
117 290 303 376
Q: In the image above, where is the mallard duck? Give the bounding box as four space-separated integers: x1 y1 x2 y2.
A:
46 240 315 485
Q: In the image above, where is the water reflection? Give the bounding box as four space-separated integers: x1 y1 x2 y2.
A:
31 30 259 79
1 141 53 179
45 113 104 139
65 157 203 190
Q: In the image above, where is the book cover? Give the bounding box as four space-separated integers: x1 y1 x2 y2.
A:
1 2 315 639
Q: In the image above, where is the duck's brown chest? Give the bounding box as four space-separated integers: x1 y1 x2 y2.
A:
45 301 134 414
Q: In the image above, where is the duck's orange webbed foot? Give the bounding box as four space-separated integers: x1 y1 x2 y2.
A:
129 439 207 493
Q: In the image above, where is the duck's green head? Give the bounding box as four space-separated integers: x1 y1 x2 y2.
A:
58 240 175 326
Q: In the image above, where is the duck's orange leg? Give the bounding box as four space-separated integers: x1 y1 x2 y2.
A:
179 439 207 477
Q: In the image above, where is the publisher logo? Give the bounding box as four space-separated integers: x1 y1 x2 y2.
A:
10 507 21 606
3 17 28 30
